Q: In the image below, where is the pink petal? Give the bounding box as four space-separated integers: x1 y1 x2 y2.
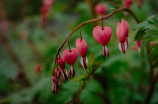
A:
93 26 112 46
95 3 107 15
131 46 139 50
62 48 79 65
75 38 88 57
116 22 126 42
57 57 65 69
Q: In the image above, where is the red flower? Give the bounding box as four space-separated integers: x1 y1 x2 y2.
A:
123 0 133 8
76 38 88 69
116 19 129 54
93 26 112 58
52 76 58 94
57 57 68 81
62 48 79 77
95 3 107 15
55 70 62 88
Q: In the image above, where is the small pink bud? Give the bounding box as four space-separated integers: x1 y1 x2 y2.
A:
62 48 79 77
93 26 112 58
57 57 65 69
75 38 88 69
123 0 133 8
55 70 62 88
57 57 68 81
52 76 58 94
35 64 42 73
95 3 107 15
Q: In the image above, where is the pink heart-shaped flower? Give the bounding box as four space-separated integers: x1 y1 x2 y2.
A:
62 48 79 65
93 26 112 46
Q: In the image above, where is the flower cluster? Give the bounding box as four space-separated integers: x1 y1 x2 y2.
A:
52 17 130 94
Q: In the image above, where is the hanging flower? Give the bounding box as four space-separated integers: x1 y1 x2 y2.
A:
93 26 112 58
62 48 79 78
123 0 133 8
55 70 62 88
57 57 68 81
52 76 58 94
76 38 88 69
95 3 107 15
116 19 129 54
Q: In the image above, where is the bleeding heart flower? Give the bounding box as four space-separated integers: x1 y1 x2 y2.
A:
76 38 88 69
123 0 133 8
41 0 54 26
62 48 79 78
52 76 58 94
93 26 112 58
95 3 107 15
57 57 68 81
35 64 42 74
131 39 154 52
116 19 129 54
55 70 62 88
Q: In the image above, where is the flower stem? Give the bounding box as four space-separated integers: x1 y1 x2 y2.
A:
80 26 83 41
101 16 104 30
145 71 158 104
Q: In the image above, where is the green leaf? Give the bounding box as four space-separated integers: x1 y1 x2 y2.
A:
144 27 158 41
87 54 102 74
73 75 86 85
134 29 146 41
140 40 147 58
133 21 155 31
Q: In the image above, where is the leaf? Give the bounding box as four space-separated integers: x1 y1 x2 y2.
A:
134 29 146 41
73 75 86 85
140 40 147 58
87 54 102 74
133 21 155 31
144 27 158 41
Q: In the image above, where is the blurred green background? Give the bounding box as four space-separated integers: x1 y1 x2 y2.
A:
0 0 158 104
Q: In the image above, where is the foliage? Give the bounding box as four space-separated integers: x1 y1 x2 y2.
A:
134 14 158 69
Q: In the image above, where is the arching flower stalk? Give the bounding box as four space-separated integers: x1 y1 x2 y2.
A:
51 1 140 94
